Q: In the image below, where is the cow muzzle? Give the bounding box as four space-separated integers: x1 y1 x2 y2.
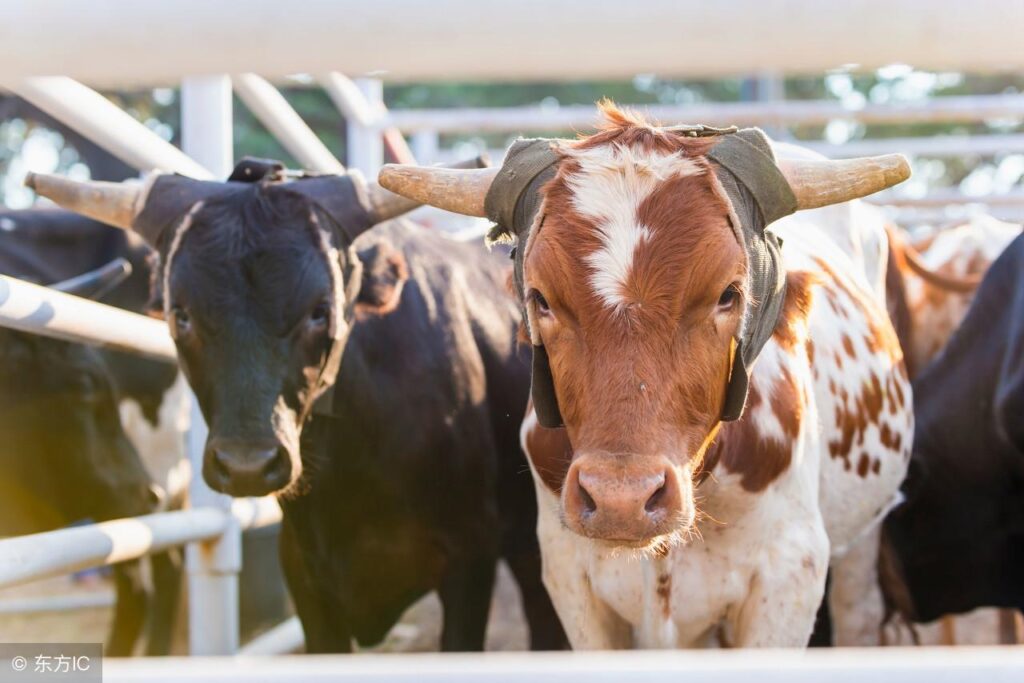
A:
562 454 691 543
203 437 294 497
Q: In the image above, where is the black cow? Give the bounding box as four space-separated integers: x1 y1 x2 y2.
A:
0 263 176 655
29 161 565 651
886 233 1024 622
0 209 292 647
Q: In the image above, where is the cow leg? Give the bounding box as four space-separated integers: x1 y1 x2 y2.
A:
107 560 147 656
829 525 885 646
731 522 829 647
279 518 352 653
504 544 568 650
438 552 497 651
144 549 182 655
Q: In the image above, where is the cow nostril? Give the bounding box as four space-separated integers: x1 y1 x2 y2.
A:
644 472 669 514
575 475 597 516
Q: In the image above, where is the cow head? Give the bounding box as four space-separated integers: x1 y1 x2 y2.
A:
379 104 910 548
25 158 471 497
0 262 160 528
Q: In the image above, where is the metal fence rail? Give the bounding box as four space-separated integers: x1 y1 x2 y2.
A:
0 499 280 590
103 647 1024 682
0 274 177 361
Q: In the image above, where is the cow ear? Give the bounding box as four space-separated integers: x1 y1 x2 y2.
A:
354 241 408 316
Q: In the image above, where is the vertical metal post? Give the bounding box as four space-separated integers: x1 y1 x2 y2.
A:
180 75 240 656
410 130 440 165
345 78 383 177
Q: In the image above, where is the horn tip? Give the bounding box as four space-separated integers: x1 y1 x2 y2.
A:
474 153 492 169
377 164 406 192
23 172 37 190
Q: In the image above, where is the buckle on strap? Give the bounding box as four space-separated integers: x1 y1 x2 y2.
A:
662 123 739 138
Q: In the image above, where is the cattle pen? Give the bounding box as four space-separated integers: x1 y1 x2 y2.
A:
2 1 1024 680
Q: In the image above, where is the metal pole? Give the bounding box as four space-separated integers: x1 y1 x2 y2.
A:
232 73 344 173
345 78 384 178
5 77 212 178
180 75 240 656
0 275 177 362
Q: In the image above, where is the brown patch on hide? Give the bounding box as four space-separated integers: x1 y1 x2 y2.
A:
524 408 574 494
772 271 816 351
709 365 802 493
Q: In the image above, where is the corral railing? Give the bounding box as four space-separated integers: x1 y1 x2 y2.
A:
102 647 1024 681
0 273 283 654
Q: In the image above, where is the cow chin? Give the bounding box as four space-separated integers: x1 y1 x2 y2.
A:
560 452 697 548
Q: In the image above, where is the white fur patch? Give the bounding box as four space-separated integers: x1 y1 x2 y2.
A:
563 144 703 309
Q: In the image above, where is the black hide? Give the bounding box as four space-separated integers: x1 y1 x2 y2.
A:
277 222 564 650
885 234 1024 621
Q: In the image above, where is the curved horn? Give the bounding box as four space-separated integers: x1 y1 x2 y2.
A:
24 173 155 230
50 258 133 300
368 155 493 223
377 164 499 218
777 154 911 210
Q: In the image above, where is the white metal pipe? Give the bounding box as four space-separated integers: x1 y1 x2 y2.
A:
0 274 177 362
0 509 228 589
181 75 240 656
237 616 304 655
318 72 377 128
869 190 1024 208
0 502 278 591
344 78 384 177
376 94 1024 134
4 1 1024 86
1 77 211 178
0 592 115 614
233 74 344 174
103 647 1024 682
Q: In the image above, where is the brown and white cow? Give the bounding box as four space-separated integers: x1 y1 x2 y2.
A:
888 214 1021 377
380 105 913 648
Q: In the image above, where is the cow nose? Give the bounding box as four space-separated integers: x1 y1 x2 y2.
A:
563 456 683 542
204 438 292 496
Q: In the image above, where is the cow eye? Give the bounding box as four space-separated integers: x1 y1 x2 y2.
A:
717 284 740 310
172 306 191 334
309 301 330 327
530 289 551 315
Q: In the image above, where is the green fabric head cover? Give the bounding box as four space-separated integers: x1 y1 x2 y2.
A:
486 128 797 428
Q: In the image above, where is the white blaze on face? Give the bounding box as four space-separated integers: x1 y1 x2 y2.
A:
562 144 703 309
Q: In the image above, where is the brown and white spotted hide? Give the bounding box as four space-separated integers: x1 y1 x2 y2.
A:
898 215 1020 374
519 107 911 650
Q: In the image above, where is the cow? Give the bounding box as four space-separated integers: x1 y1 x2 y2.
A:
0 262 176 655
0 209 187 502
0 210 294 647
26 158 565 651
378 103 915 648
885 234 1024 627
886 215 1021 377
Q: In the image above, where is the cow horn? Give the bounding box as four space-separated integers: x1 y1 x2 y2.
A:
377 164 499 218
778 154 911 210
50 258 133 300
369 155 493 222
24 172 156 231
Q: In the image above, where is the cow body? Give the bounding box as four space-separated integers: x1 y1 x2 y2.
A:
524 221 911 647
511 110 911 649
275 221 561 650
0 210 186 502
894 215 1021 375
0 309 173 655
886 234 1024 622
